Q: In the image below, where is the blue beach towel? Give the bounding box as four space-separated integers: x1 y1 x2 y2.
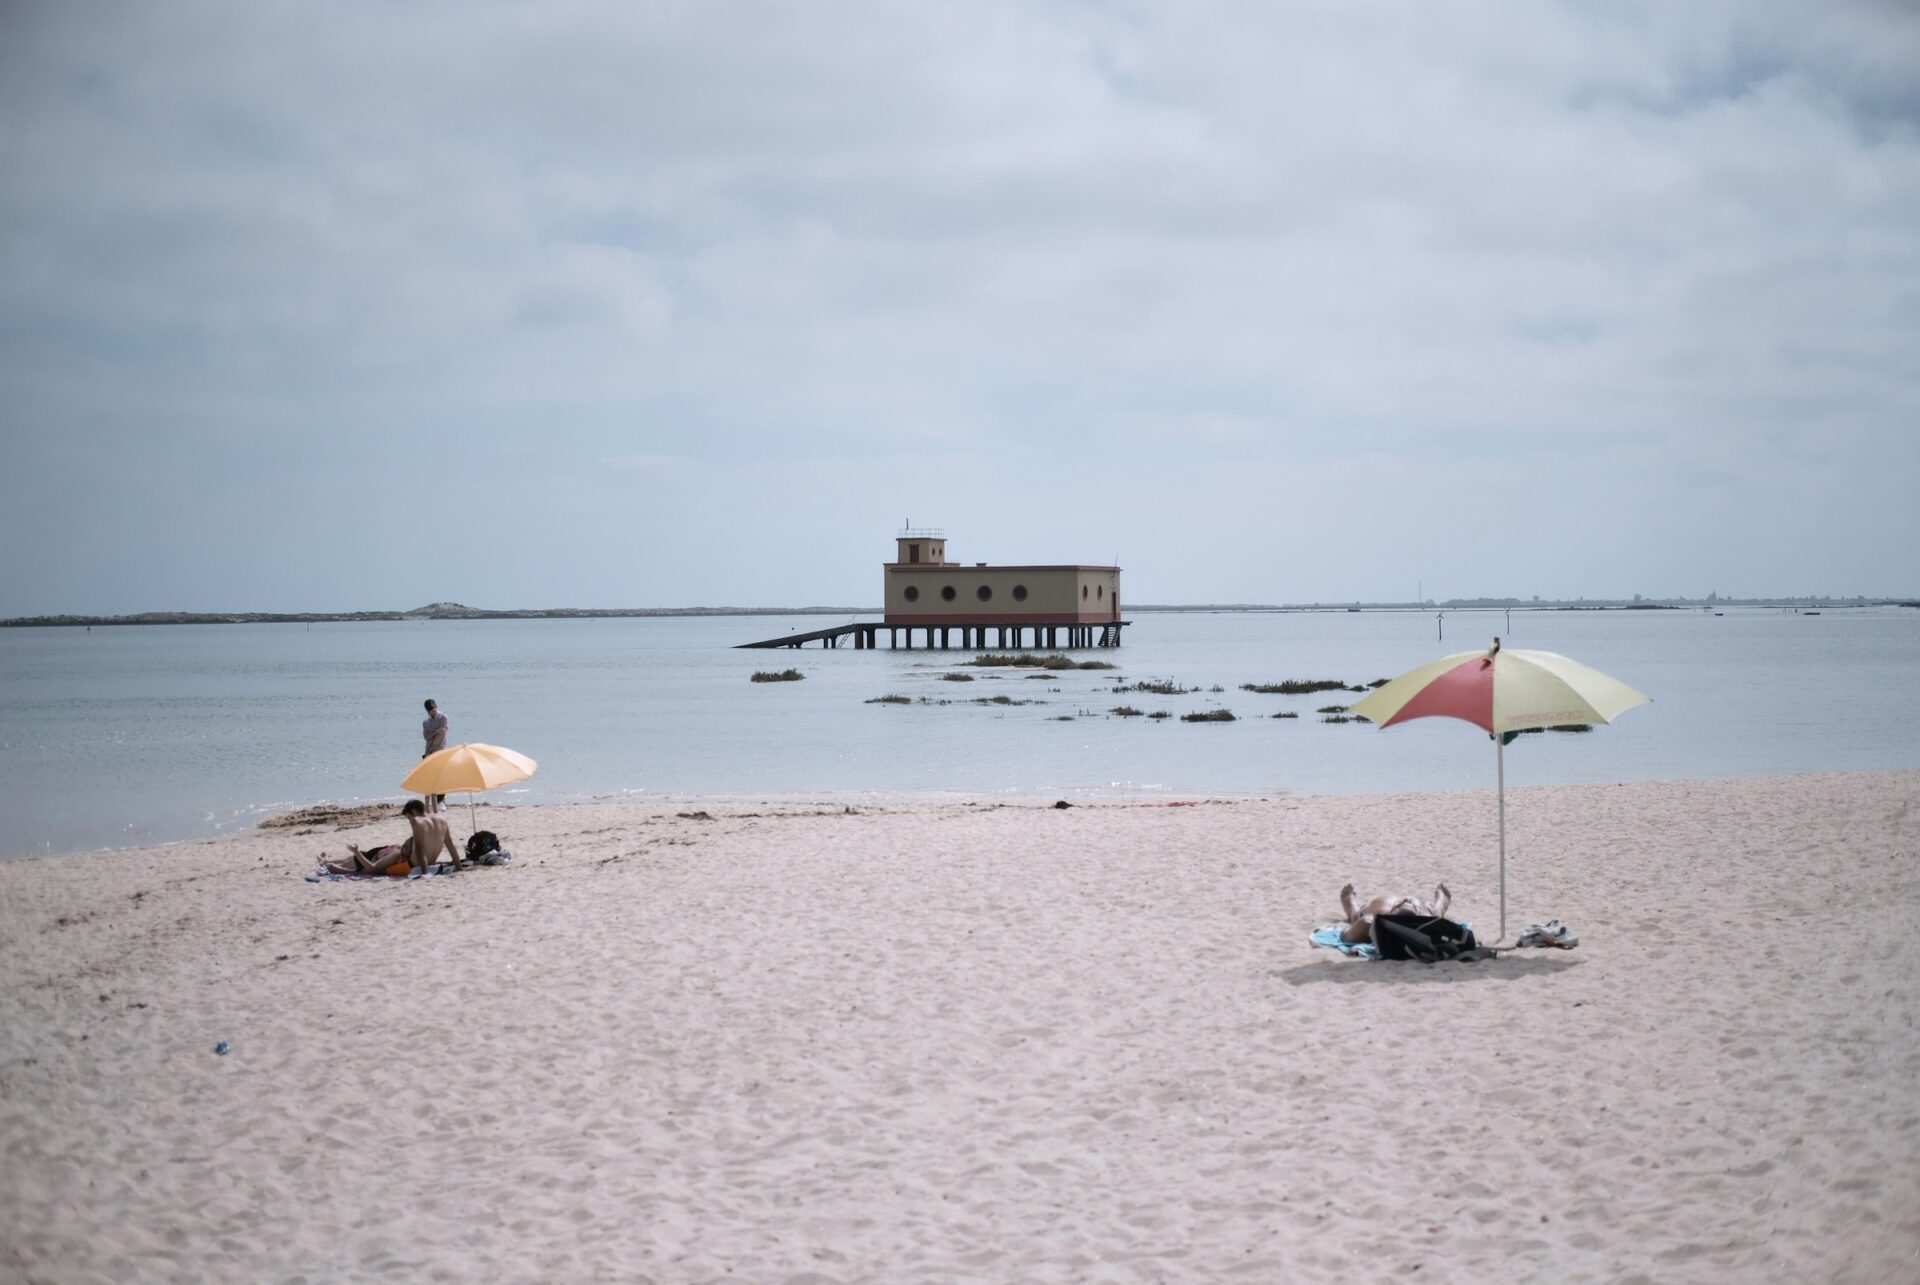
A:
1310 923 1378 959
1310 920 1478 960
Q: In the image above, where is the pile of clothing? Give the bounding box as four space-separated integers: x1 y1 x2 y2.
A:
1516 919 1578 948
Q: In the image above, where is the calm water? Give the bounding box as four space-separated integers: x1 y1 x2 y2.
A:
2 608 1915 858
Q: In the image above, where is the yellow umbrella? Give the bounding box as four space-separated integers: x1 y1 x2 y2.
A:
401 742 538 833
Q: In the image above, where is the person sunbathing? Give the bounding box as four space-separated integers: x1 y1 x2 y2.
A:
1339 882 1451 943
319 843 411 876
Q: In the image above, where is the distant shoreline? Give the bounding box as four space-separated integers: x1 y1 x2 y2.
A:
3 597 1914 628
0 605 877 628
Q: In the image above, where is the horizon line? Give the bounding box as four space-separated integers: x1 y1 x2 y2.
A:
4 593 1916 627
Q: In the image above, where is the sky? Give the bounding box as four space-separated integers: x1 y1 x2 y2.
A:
2 0 1917 614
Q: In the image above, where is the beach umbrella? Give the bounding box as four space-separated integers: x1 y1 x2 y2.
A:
1347 640 1649 943
401 742 538 834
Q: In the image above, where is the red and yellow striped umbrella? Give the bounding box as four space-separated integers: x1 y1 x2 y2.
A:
1349 640 1649 942
1349 642 1650 736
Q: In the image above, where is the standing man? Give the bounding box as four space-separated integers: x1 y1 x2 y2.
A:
421 698 449 813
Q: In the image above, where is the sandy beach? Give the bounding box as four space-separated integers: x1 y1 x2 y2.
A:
2 770 1916 1283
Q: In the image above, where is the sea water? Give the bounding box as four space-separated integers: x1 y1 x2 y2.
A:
1 607 1915 858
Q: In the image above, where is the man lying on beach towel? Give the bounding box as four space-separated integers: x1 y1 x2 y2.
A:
1311 904 1485 962
318 843 411 877
308 857 461 883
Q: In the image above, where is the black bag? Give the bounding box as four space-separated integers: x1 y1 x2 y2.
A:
1371 913 1478 962
466 830 501 861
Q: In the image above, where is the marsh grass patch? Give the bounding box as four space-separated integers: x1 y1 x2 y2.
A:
968 653 1115 671
1241 679 1348 695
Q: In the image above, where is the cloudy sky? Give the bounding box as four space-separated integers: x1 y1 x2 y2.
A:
2 1 1916 613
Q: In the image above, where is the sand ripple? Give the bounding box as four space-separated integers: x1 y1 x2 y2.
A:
3 772 1916 1282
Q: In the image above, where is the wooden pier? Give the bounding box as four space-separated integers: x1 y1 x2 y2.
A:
738 621 1128 650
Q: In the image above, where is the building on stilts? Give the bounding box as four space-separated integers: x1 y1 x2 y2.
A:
881 528 1124 650
738 528 1127 650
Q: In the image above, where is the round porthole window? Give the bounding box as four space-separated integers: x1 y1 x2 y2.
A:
1012 585 1028 601
1082 585 1089 600
941 585 957 602
903 585 919 602
1097 585 1103 599
977 585 993 602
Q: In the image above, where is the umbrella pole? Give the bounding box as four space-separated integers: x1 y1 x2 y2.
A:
469 792 478 837
1497 734 1507 943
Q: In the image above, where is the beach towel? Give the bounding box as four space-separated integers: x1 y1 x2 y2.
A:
1310 924 1379 959
306 864 457 883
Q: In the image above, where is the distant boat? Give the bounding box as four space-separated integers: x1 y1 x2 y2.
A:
1806 611 1821 616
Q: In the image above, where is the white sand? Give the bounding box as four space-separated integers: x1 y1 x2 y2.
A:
3 770 1917 1283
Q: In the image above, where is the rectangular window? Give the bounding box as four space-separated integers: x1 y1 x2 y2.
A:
909 544 921 563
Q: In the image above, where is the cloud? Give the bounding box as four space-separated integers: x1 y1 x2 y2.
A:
0 0 1915 611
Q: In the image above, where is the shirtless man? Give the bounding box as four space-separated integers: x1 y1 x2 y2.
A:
402 798 464 874
1339 882 1451 943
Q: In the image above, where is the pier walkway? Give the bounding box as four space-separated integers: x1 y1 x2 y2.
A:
738 621 1129 650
